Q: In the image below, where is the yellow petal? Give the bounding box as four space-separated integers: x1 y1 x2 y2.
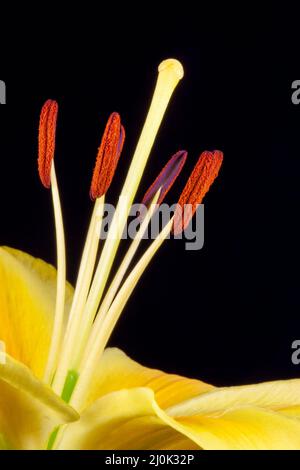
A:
0 353 78 449
71 348 300 450
58 384 300 450
165 378 300 449
176 407 300 450
166 378 300 418
57 387 200 450
0 246 73 378
83 347 214 410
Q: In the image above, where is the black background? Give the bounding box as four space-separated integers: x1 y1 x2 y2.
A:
1 5 300 387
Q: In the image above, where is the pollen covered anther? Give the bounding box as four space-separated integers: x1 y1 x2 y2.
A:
38 99 58 188
173 150 223 235
90 113 124 200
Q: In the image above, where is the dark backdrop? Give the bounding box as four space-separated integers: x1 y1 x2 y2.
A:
1 6 300 386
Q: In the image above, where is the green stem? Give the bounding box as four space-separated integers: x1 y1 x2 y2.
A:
47 370 79 450
61 369 79 403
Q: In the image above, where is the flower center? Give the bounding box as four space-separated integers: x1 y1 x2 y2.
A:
38 59 184 414
36 59 224 451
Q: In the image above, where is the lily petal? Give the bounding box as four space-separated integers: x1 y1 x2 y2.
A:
0 353 78 449
175 407 300 450
82 347 214 410
166 378 300 418
164 378 300 449
0 247 73 378
58 387 200 450
58 384 300 450
69 348 300 450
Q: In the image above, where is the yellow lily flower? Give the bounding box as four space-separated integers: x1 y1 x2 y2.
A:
1 59 300 451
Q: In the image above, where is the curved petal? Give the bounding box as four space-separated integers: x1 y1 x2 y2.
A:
69 349 300 450
0 353 78 449
83 347 214 410
175 407 300 450
0 247 73 378
58 384 300 450
57 387 200 450
165 378 300 449
166 379 300 418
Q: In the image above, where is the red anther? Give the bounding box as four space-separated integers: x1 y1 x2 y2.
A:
172 150 223 235
38 99 58 188
90 113 124 200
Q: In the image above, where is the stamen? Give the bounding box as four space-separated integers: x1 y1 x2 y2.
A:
81 188 162 360
38 99 58 188
52 196 105 395
93 150 187 329
90 113 124 200
71 217 173 410
43 163 66 384
53 116 122 394
38 99 67 384
141 150 187 208
172 150 223 235
70 59 184 370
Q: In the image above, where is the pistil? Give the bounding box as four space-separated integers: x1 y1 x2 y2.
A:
71 59 184 370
